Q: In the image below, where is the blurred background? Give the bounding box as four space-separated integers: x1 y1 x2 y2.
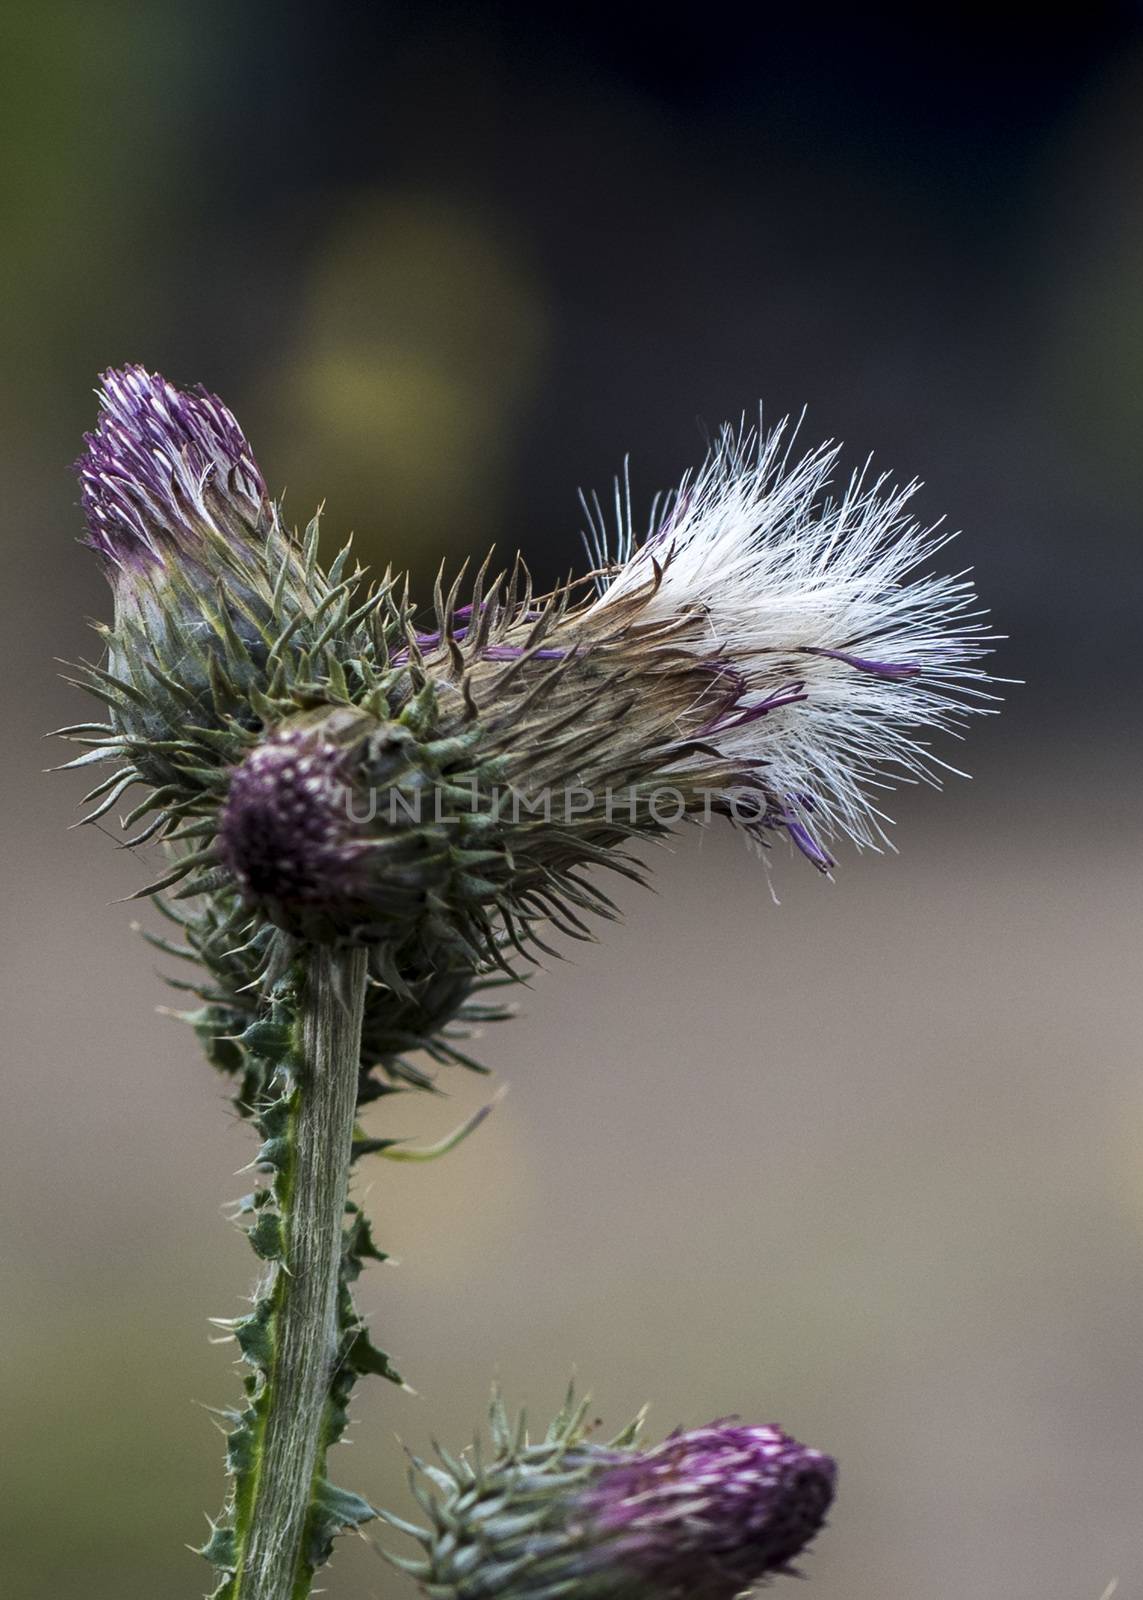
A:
3 4 1142 1596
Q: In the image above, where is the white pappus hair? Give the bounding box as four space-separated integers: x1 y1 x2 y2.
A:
581 414 998 863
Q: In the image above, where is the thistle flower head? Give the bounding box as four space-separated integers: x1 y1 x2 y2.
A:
387 1392 836 1600
76 363 269 574
67 366 322 805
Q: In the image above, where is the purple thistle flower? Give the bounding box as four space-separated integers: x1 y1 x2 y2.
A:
389 1398 836 1600
70 365 312 774
76 364 269 571
574 1421 837 1597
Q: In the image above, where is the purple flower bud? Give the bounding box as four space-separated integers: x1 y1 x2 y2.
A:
574 1421 837 1596
218 722 370 938
390 1398 836 1600
70 366 310 784
76 364 269 572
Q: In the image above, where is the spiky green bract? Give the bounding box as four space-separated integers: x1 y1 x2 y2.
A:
59 497 379 835
381 1390 644 1600
150 883 514 1107
385 1391 836 1600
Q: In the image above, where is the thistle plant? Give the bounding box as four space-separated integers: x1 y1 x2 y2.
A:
60 365 994 1599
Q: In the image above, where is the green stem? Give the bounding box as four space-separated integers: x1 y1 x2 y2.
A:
234 944 368 1600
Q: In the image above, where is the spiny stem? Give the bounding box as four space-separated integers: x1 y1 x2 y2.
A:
235 944 368 1600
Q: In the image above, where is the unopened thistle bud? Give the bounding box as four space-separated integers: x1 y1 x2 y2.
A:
216 714 371 940
71 365 312 791
386 1392 836 1600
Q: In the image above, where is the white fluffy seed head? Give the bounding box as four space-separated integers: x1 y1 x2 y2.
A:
582 415 998 858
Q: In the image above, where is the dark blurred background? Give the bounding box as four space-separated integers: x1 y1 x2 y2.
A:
4 5 1143 1597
